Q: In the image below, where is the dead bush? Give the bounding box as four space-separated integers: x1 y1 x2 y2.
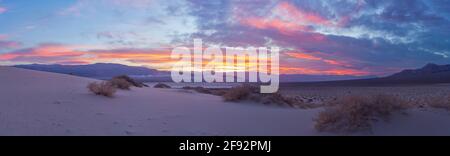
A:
87 82 116 97
222 85 257 101
428 96 450 110
221 84 305 108
210 90 227 96
110 78 132 90
314 94 409 133
154 83 171 88
185 84 312 108
261 93 296 106
113 75 148 87
192 87 212 94
182 86 227 96
182 86 194 90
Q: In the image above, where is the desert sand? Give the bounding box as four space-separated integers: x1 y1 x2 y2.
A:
1 66 450 136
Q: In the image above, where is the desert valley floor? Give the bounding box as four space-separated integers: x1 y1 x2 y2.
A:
1 66 450 136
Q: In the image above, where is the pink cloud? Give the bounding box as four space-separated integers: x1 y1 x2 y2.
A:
0 7 7 14
285 52 322 61
275 2 331 26
0 44 84 60
240 17 310 35
0 34 21 50
0 34 8 40
0 41 21 49
239 2 334 34
1 43 373 76
285 51 350 67
0 44 172 67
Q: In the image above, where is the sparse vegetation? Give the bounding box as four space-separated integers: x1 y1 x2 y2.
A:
180 84 315 108
428 95 450 110
88 75 148 96
261 93 296 106
182 86 227 96
112 75 148 88
87 82 116 97
220 85 311 107
222 85 257 101
154 83 171 88
314 94 409 133
110 77 132 90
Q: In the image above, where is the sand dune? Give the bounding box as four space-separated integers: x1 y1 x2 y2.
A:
0 67 319 135
1 66 450 136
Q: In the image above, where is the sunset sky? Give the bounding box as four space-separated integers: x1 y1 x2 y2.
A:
0 0 449 76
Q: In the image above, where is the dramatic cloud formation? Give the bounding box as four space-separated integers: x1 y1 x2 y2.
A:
186 0 450 75
0 44 173 68
0 0 449 76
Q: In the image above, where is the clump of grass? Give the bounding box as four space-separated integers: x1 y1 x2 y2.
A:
428 96 450 110
222 85 258 101
110 77 132 90
261 93 296 106
314 94 409 133
154 83 171 88
87 75 144 96
221 84 308 107
187 86 212 94
183 84 314 108
182 86 228 96
87 82 116 97
112 75 148 88
181 86 194 90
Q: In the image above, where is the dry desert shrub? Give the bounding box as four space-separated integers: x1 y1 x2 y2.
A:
110 77 132 90
314 94 409 133
87 82 117 97
221 84 309 107
428 96 450 110
182 86 228 96
191 87 212 94
113 75 148 87
260 93 297 106
222 84 258 101
181 86 194 90
185 84 319 108
154 83 171 88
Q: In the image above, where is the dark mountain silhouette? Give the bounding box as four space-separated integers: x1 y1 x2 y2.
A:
382 63 450 84
14 63 450 85
14 63 169 79
13 63 376 82
282 63 450 87
388 63 450 81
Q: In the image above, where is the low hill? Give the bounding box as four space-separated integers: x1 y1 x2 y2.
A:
14 63 168 79
282 63 450 87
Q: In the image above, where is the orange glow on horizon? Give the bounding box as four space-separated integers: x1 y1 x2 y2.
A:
0 44 370 76
280 67 369 76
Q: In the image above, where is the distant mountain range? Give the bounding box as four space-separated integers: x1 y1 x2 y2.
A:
389 63 450 80
282 63 450 87
13 63 450 85
14 63 168 79
13 63 375 82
